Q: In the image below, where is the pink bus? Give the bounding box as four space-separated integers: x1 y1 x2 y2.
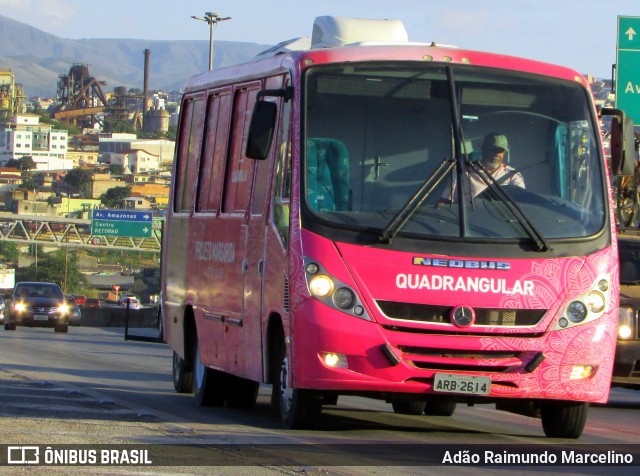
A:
162 17 634 438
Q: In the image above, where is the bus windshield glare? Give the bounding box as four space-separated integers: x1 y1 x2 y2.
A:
303 63 605 241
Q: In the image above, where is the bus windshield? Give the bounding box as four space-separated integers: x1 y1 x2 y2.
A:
302 63 605 241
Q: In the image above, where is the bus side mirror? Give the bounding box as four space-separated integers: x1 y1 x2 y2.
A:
246 101 277 160
602 108 636 176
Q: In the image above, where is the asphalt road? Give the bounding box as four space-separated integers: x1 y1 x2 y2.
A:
0 326 639 475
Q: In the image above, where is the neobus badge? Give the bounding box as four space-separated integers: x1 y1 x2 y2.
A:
413 256 510 270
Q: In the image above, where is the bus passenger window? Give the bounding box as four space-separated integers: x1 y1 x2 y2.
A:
174 97 205 213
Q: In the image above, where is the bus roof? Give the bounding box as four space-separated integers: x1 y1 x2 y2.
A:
183 16 588 93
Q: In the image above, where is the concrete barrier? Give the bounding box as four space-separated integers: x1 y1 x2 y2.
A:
80 306 160 328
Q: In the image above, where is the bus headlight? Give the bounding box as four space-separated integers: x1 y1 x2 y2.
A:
304 257 372 321
618 307 635 340
58 303 69 314
14 302 25 312
309 275 334 298
585 291 605 313
566 301 588 323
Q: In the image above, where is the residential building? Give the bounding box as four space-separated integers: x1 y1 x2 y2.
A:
91 173 127 199
99 137 175 168
123 196 151 210
110 148 161 173
0 114 73 170
66 149 100 166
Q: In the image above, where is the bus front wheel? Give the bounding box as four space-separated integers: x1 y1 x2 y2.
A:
540 401 588 438
277 346 322 429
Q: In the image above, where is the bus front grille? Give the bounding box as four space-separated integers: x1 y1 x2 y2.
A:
376 300 546 327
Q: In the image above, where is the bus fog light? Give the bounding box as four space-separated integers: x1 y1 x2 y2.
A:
619 325 632 339
570 365 596 380
597 279 609 292
333 288 354 309
354 305 364 316
585 291 605 313
566 301 588 323
321 352 348 369
618 308 634 339
309 275 334 297
306 262 319 275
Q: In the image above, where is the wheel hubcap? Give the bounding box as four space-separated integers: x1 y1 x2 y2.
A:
280 355 292 412
194 344 204 390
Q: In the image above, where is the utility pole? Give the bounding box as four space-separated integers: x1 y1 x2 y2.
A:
191 12 231 71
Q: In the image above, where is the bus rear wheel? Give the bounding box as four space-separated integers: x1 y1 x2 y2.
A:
193 338 226 406
424 399 456 416
540 401 588 438
172 351 193 393
277 346 322 429
392 400 426 415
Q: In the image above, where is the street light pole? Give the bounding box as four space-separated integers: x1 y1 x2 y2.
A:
191 12 231 71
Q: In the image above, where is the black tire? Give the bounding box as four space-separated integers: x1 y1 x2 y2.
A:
424 399 457 416
392 400 426 415
277 339 322 429
54 323 69 333
172 350 193 393
193 338 226 406
5 316 15 331
616 180 638 227
226 375 259 409
540 401 588 438
156 307 164 342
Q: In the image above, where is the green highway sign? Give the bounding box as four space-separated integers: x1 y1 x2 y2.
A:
91 209 153 238
616 16 640 124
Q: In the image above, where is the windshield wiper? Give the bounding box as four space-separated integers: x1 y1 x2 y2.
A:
470 161 551 252
379 158 455 244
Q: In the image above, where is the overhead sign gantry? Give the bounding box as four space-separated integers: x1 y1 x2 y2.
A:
616 15 640 124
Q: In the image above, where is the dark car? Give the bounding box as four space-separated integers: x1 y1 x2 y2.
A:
68 294 87 306
4 282 70 333
615 233 640 389
64 295 82 326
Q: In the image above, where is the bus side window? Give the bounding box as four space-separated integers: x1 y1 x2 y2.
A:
197 89 231 212
223 86 260 213
174 96 205 213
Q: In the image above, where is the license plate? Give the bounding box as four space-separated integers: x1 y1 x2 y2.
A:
433 373 491 395
33 314 49 321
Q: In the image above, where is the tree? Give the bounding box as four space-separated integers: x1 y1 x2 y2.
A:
109 164 124 175
15 249 88 293
64 168 94 197
104 117 134 134
7 156 37 172
0 241 20 264
100 185 131 208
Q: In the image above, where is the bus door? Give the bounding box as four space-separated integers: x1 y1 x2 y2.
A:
242 75 286 382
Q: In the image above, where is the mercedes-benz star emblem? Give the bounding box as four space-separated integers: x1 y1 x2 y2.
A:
450 306 475 328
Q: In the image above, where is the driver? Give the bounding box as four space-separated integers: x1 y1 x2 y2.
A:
441 132 525 203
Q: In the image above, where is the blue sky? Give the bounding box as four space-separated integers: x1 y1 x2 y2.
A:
0 0 636 78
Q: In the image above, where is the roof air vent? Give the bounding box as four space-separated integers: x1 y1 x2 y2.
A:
311 16 408 49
